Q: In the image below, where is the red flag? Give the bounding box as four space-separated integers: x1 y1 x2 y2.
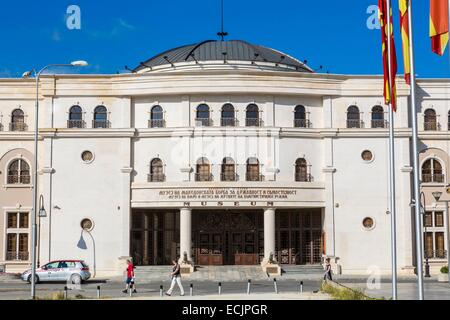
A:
430 0 449 55
379 0 398 111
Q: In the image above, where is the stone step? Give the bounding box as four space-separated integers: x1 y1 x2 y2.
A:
134 265 268 282
281 265 324 274
133 265 325 282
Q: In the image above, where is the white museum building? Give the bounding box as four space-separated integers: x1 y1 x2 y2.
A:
0 39 449 276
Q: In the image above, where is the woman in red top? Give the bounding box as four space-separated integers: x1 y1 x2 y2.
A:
122 259 137 293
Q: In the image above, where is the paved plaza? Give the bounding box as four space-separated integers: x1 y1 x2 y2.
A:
0 273 449 300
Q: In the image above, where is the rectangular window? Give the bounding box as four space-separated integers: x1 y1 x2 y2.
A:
424 232 433 259
19 213 29 228
7 213 18 228
435 232 445 258
435 212 444 227
7 234 17 252
18 234 29 260
6 212 30 261
424 212 433 228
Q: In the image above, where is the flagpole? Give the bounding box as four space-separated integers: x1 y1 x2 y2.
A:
385 0 398 301
407 0 424 300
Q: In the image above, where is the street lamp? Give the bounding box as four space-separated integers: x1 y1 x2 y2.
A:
22 61 88 299
420 192 431 278
38 195 47 218
410 192 431 278
37 195 46 267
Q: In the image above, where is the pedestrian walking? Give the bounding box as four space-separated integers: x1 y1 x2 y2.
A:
122 259 137 294
165 259 185 296
323 257 332 281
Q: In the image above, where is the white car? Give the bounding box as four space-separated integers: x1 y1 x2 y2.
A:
21 260 91 284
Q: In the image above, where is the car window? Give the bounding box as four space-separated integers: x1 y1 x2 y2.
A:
45 262 60 269
65 261 76 268
58 261 68 268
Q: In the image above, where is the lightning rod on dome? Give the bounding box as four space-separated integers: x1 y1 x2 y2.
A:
217 0 228 41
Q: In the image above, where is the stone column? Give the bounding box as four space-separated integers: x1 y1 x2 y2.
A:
262 208 280 275
179 208 192 264
263 208 276 264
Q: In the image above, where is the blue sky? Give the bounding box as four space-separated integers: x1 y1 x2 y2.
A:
0 0 449 78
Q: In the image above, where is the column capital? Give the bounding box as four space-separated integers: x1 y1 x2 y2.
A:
264 207 276 213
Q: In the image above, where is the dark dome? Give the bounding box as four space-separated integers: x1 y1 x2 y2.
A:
134 40 313 72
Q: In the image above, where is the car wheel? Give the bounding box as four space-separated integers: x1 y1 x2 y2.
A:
70 274 82 285
27 274 40 284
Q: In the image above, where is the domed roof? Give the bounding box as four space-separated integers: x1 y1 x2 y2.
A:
133 40 313 73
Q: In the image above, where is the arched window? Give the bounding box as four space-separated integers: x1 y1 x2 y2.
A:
7 159 30 184
93 106 109 128
150 105 165 128
68 105 84 128
295 158 310 182
294 105 309 128
246 104 261 127
422 158 444 183
221 157 237 181
424 109 438 131
196 157 212 181
10 109 27 131
246 158 262 181
371 105 385 128
149 158 165 182
221 104 236 126
347 106 361 128
196 104 211 126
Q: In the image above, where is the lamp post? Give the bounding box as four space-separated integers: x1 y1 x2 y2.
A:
420 192 431 278
37 195 47 267
432 189 450 284
22 61 88 299
410 192 432 279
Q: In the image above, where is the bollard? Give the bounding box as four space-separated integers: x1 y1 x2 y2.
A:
190 283 193 297
160 285 163 297
129 287 132 297
300 281 303 293
97 286 101 299
273 278 278 294
64 286 68 300
218 282 222 295
247 279 251 295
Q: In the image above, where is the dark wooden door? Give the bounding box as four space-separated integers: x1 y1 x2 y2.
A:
196 232 223 265
276 210 323 265
193 211 262 265
229 232 258 265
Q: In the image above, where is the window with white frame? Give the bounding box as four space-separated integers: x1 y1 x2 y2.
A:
6 212 29 261
421 158 444 183
423 210 447 259
7 158 31 184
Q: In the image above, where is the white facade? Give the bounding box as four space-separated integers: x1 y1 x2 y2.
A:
1 41 449 276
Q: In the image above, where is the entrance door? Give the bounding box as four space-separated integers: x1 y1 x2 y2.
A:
193 211 262 265
196 232 223 265
229 232 258 265
301 212 323 264
130 211 179 265
276 210 323 265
